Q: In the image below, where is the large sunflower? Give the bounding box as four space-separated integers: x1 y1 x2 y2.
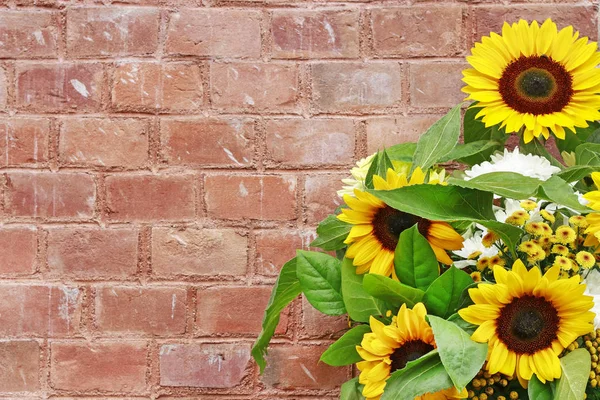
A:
357 303 467 400
338 168 463 276
459 260 594 386
463 19 600 143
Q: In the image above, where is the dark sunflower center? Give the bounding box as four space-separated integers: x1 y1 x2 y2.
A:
372 206 431 251
390 340 435 372
496 295 560 354
498 55 573 115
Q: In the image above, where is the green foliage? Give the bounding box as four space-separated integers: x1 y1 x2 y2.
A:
554 349 592 400
387 142 417 162
440 140 503 165
558 166 600 183
363 274 425 307
423 267 474 318
296 250 345 316
320 324 371 366
448 172 543 200
576 143 600 166
555 122 600 154
365 149 394 189
519 136 564 168
529 375 555 400
536 175 590 213
462 105 508 165
341 258 389 322
341 378 366 400
310 214 351 251
395 225 439 291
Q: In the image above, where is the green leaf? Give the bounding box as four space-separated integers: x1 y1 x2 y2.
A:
529 375 554 400
341 377 365 400
341 258 388 322
428 315 487 390
395 225 439 291
554 348 591 400
439 140 503 165
576 143 600 166
423 266 473 318
555 122 600 154
474 220 523 258
462 105 508 165
412 104 461 172
320 325 371 367
252 258 302 373
536 175 590 213
296 250 345 316
447 313 478 335
519 136 564 169
449 172 543 200
363 274 425 307
557 165 600 183
311 214 351 251
387 142 417 162
365 149 394 189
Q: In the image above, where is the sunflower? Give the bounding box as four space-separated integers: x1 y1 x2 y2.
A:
463 19 600 143
356 303 468 400
459 260 594 386
583 172 600 210
338 168 464 276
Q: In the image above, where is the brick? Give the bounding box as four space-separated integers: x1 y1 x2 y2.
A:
17 63 104 113
366 115 442 153
0 341 39 392
0 226 37 275
410 62 467 108
265 119 354 166
305 174 345 224
166 9 261 59
255 229 309 276
60 118 149 168
0 66 6 109
5 172 96 219
262 344 349 389
196 286 287 336
106 174 195 221
300 295 347 339
112 62 203 113
67 7 159 58
271 10 359 59
0 118 49 166
51 341 147 392
161 118 254 167
211 63 300 113
159 343 250 388
47 227 137 279
152 227 248 277
312 63 402 113
0 11 59 58
204 174 297 221
372 6 464 58
0 285 82 336
96 287 186 335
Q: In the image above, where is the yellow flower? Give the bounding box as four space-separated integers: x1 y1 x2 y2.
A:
584 213 600 248
356 303 467 400
459 260 594 386
338 168 464 276
482 232 499 248
489 254 506 267
553 255 572 270
584 172 600 211
576 251 596 269
471 271 482 282
520 200 538 211
554 226 577 244
463 19 600 143
551 244 570 256
540 210 556 224
569 215 588 228
477 257 491 272
518 240 543 256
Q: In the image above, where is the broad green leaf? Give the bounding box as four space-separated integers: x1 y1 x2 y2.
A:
439 140 503 165
529 375 554 400
536 175 590 213
555 122 600 153
462 105 508 164
554 349 591 400
311 214 351 251
252 258 302 373
296 250 345 316
473 220 523 258
558 166 600 183
428 315 487 390
320 325 371 366
447 313 477 335
520 137 564 169
341 377 365 400
387 142 417 162
395 225 439 291
423 267 473 318
363 274 425 307
341 258 388 322
449 172 543 200
576 143 600 166
365 149 394 189
412 104 461 172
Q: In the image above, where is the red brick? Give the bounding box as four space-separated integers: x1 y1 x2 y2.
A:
261 344 349 389
159 343 251 388
67 7 159 58
0 284 82 336
204 174 297 221
265 119 354 167
410 62 467 108
5 172 96 219
161 118 254 167
112 62 203 113
152 227 248 277
305 174 345 224
0 341 40 392
47 227 137 279
0 226 37 275
271 10 359 59
300 295 347 339
196 286 287 336
255 229 308 276
60 118 149 168
366 115 442 153
0 66 6 109
50 341 147 392
0 11 59 58
16 63 104 113
211 63 300 113
0 118 49 166
312 63 402 113
106 174 195 222
166 9 261 59
372 6 465 58
96 286 186 335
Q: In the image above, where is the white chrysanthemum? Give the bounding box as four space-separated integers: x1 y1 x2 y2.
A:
584 269 600 329
337 154 376 198
453 230 499 269
464 147 561 181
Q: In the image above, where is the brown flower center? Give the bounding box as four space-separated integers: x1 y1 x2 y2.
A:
372 206 431 251
390 340 435 372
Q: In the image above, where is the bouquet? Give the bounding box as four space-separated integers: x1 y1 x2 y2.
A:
252 19 600 400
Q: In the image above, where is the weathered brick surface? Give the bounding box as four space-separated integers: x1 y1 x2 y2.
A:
0 341 40 392
255 229 308 276
0 11 59 58
366 115 443 153
0 226 37 275
0 118 49 166
409 62 468 108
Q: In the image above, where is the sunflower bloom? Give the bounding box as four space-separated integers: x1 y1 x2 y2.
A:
463 19 600 143
459 260 594 386
357 303 467 400
338 168 464 276
583 172 600 210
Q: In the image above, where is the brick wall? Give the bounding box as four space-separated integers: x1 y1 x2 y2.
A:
0 0 596 398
